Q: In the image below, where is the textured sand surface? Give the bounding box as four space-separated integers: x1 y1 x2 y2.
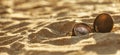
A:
0 0 120 55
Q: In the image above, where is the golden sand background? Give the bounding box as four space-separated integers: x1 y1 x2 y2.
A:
0 0 120 55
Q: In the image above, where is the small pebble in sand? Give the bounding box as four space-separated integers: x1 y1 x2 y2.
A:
72 23 92 36
93 13 114 33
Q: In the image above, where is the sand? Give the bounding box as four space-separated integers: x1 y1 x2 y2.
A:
0 0 120 55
